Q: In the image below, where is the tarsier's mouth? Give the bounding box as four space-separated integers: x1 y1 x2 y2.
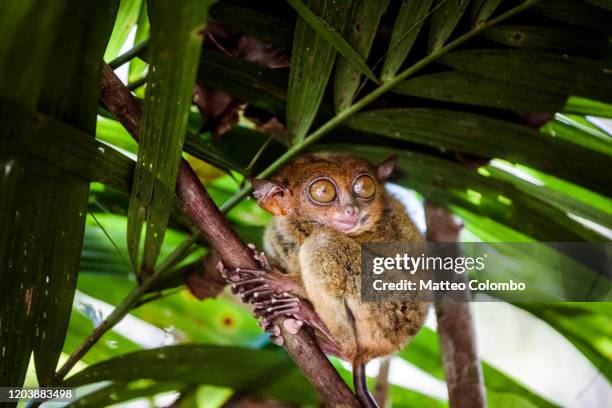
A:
332 216 360 232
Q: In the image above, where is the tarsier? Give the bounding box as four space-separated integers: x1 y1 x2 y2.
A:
217 153 429 408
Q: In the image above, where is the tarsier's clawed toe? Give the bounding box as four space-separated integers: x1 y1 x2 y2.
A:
259 317 305 347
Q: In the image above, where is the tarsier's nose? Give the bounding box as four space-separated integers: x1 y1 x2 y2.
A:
342 205 358 216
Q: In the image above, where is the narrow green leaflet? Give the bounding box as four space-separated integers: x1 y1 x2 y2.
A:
380 0 433 81
0 1 67 385
520 303 612 382
481 26 611 59
32 0 118 383
286 0 352 143
128 0 150 89
0 0 117 386
4 102 134 193
564 96 612 119
472 0 503 25
62 345 319 404
585 0 612 11
96 116 139 155
345 108 611 196
439 50 612 104
127 0 209 274
532 0 612 31
395 71 611 117
104 0 144 62
287 0 377 83
487 164 612 230
69 381 181 408
334 0 390 112
542 115 612 156
428 0 470 52
393 71 568 113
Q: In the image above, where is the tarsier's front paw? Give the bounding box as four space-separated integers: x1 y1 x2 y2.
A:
215 244 307 345
216 244 301 303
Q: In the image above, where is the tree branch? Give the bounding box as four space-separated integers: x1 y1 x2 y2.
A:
374 357 391 408
425 203 487 408
98 63 360 407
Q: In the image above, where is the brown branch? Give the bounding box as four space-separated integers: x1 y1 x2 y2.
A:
99 63 360 407
374 357 391 408
425 202 487 408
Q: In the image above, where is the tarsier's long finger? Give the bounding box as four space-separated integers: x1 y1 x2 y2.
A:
246 243 271 270
216 260 227 278
249 289 275 301
239 285 271 300
230 276 265 288
259 319 279 334
253 297 299 309
254 302 300 319
255 251 271 271
264 307 300 321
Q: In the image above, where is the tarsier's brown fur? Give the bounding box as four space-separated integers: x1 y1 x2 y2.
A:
257 153 429 366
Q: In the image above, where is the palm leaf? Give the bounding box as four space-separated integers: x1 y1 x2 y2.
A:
532 0 612 31
128 0 149 87
439 50 612 104
333 0 389 112
481 25 611 59
127 0 209 274
429 0 470 52
393 71 570 113
472 0 503 25
380 0 433 81
103 0 143 62
345 108 611 196
286 0 352 143
0 0 117 386
62 345 319 404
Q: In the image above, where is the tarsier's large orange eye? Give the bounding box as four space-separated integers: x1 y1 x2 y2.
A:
353 175 376 199
308 179 337 203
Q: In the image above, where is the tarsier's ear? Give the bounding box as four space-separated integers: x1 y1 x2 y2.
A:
251 179 290 215
376 155 398 181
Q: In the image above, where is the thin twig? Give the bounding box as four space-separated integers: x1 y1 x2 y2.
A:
374 357 392 408
48 233 199 385
127 74 148 91
425 203 487 408
108 39 150 69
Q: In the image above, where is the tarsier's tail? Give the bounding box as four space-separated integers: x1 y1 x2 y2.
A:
353 363 379 408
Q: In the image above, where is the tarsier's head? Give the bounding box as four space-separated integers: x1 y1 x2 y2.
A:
252 153 397 236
